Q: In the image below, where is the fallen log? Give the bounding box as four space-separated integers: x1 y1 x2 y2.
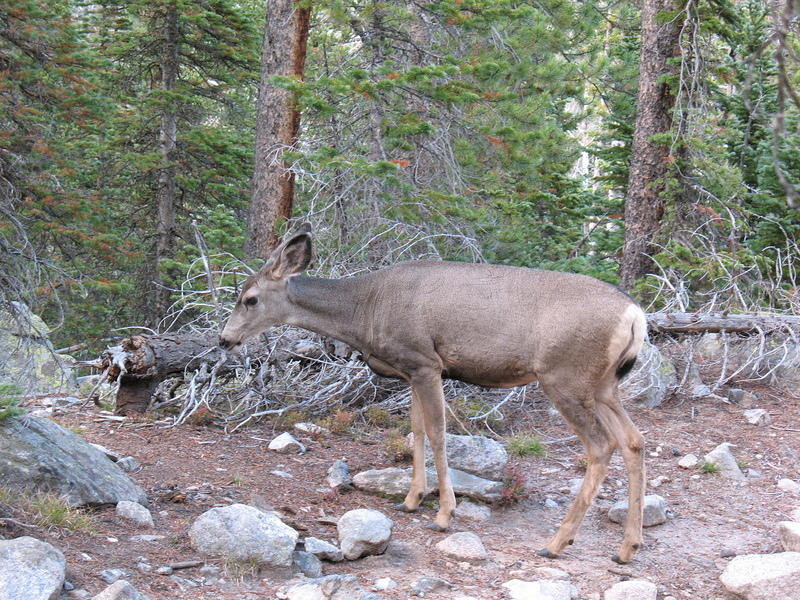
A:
647 312 800 334
100 311 799 414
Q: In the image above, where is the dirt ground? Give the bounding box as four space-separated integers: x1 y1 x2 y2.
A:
9 384 800 600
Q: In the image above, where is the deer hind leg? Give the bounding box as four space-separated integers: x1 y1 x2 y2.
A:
537 379 616 559
411 371 455 531
396 389 427 513
595 392 645 564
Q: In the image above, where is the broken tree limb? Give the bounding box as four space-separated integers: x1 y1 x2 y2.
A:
647 312 800 335
100 311 799 415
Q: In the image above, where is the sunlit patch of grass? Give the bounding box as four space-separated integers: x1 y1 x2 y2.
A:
0 487 95 533
698 460 720 474
507 434 546 458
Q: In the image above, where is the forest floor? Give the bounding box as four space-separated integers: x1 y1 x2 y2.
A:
13 384 800 600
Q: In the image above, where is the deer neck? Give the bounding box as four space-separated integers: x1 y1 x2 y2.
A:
284 275 370 349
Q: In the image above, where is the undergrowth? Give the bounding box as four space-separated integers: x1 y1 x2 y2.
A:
0 487 95 533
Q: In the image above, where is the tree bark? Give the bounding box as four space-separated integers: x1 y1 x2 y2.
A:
152 3 180 322
620 0 683 290
247 0 312 259
647 312 800 334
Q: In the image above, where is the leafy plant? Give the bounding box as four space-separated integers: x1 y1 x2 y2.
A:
507 434 546 458
0 384 24 421
499 465 529 506
698 460 720 474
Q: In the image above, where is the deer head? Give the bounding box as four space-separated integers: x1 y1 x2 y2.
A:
219 223 313 351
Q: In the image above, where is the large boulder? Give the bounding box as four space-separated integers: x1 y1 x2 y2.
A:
286 574 380 600
188 503 298 567
0 304 77 394
720 552 800 599
0 536 66 600
406 433 508 479
337 509 393 560
619 341 677 408
0 416 147 507
352 466 502 503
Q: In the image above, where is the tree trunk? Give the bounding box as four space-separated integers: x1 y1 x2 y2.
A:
647 312 800 334
152 3 180 322
620 0 683 291
247 0 312 259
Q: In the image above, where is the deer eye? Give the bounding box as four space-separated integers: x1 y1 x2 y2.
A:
244 296 258 307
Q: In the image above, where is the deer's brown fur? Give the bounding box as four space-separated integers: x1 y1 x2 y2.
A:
220 225 648 563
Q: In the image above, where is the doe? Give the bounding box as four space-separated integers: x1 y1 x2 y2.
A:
219 224 648 563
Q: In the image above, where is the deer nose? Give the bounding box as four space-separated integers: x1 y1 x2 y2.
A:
219 335 232 349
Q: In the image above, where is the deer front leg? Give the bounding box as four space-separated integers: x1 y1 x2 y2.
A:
396 390 427 512
412 371 455 532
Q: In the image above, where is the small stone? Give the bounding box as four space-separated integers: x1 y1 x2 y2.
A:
676 453 698 469
727 388 756 408
135 562 152 573
544 498 559 509
603 579 657 600
326 460 352 490
271 470 294 478
778 479 800 495
411 576 452 596
704 443 745 480
502 579 578 600
649 475 670 488
129 535 165 543
292 550 323 578
63 580 75 591
117 456 141 472
530 566 570 580
780 522 800 551
116 501 154 528
568 478 584 495
609 495 667 527
91 580 150 600
155 567 173 576
454 499 491 522
337 509 393 560
100 569 130 584
303 537 344 562
294 422 329 437
91 443 122 462
435 531 488 564
374 577 397 591
743 409 771 426
268 432 306 454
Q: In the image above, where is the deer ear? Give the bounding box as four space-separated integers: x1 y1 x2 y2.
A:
265 230 313 279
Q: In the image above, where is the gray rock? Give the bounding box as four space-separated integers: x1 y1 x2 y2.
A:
373 577 397 591
268 432 306 454
502 579 579 600
117 457 141 472
115 501 153 528
293 550 323 578
0 416 147 507
780 522 800 552
608 495 667 527
704 443 745 480
681 362 712 397
90 443 122 462
743 409 771 426
154 567 173 576
352 466 502 503
294 422 330 437
128 534 164 543
0 536 65 600
603 579 657 600
337 509 393 560
727 387 756 408
90 580 149 600
326 460 352 490
778 479 800 495
0 304 77 394
720 552 800 600
100 569 130 584
407 432 509 479
435 531 488 563
198 565 221 584
454 499 491 522
304 537 344 562
411 576 452 596
286 574 380 600
677 454 699 469
69 591 91 600
619 341 677 408
188 503 298 567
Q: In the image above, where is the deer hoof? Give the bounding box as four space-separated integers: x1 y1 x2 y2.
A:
393 503 417 513
425 522 449 532
536 548 558 559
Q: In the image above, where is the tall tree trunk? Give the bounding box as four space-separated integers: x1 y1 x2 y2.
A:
247 0 311 259
153 3 179 323
620 0 683 291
